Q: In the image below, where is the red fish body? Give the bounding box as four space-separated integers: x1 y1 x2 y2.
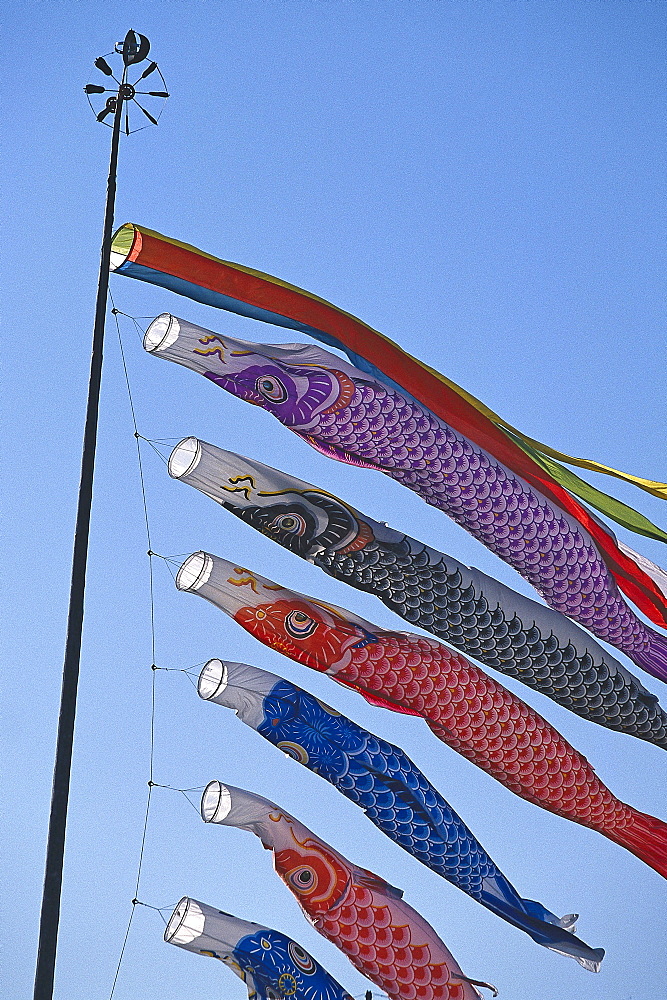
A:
178 552 667 878
235 600 636 838
201 782 494 1000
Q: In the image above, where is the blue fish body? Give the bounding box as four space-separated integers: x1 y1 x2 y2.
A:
164 896 354 999
261 680 504 897
200 660 603 970
232 927 353 1000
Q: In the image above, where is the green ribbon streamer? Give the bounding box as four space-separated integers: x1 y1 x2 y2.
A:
503 429 667 545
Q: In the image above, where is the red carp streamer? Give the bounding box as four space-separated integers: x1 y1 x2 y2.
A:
177 552 667 879
202 782 496 1000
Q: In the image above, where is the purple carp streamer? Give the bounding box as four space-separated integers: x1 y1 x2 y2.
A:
200 783 497 1000
199 658 604 969
144 314 667 682
170 438 667 747
164 898 355 999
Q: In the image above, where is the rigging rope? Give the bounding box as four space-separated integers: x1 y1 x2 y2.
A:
107 297 160 999
106 302 388 1000
106 303 254 995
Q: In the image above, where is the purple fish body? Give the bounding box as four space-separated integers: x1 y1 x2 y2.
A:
144 314 667 681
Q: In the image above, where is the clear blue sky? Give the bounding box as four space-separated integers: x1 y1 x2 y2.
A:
3 3 666 999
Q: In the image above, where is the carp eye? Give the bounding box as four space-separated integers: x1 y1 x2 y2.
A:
289 866 315 891
285 610 318 639
256 375 288 404
288 941 316 974
277 741 310 764
269 513 307 536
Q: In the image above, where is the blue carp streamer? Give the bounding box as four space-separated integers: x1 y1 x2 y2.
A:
198 659 604 971
165 896 355 999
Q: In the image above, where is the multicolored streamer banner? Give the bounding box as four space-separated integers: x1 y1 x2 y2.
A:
110 222 667 627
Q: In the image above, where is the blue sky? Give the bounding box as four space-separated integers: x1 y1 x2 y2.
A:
3 3 666 999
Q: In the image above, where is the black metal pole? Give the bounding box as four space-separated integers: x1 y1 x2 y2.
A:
33 74 125 1000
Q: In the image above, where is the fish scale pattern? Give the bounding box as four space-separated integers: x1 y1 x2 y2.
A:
200 346 667 681
317 885 472 1000
261 681 506 896
221 484 667 746
213 787 489 1000
316 537 667 746
211 782 497 1000
230 587 667 878
209 663 601 963
310 381 665 676
311 628 633 833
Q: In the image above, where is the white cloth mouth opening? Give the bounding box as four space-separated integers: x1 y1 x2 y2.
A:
169 437 202 479
144 313 180 353
176 551 213 592
201 780 232 823
164 897 205 944
198 659 228 700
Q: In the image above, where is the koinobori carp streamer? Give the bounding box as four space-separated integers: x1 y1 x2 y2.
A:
164 898 356 999
169 437 667 747
198 658 604 969
143 314 667 681
200 782 498 1000
176 551 667 879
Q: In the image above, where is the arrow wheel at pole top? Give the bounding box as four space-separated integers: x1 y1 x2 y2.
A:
84 30 169 135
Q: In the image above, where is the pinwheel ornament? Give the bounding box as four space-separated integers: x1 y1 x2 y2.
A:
84 31 168 136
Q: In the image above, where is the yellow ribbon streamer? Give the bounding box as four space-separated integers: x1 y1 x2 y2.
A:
430 369 667 501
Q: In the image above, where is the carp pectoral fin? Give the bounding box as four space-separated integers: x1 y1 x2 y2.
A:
295 431 383 471
454 975 498 997
355 870 404 899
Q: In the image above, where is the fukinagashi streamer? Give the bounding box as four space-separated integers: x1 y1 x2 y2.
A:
144 314 667 681
198 657 604 969
164 897 355 999
169 437 667 747
111 222 667 514
176 551 667 879
200 782 498 1000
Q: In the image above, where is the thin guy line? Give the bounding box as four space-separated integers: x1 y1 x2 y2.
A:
107 299 159 999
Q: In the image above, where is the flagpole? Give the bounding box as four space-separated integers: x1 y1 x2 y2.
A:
32 31 158 1000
